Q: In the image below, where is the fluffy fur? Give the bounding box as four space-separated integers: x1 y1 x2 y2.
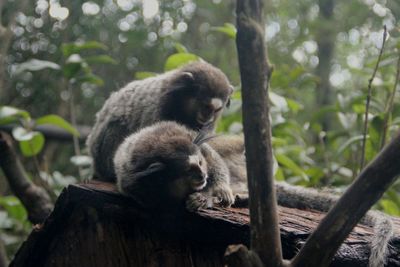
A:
87 61 233 181
114 121 234 210
207 135 394 266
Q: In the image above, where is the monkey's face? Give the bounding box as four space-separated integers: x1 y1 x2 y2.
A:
162 62 234 131
164 150 209 201
183 92 232 130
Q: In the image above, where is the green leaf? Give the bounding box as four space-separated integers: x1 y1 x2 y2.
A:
0 106 30 125
174 43 188 53
270 92 288 111
13 59 61 75
134 71 157 80
18 131 45 157
0 196 27 222
66 54 83 64
12 127 45 156
70 155 92 166
337 112 356 130
85 55 117 65
275 153 309 182
36 115 80 136
352 103 365 114
380 199 400 216
336 135 366 156
62 41 108 57
63 62 83 79
211 23 237 39
77 74 104 86
164 53 200 71
286 98 302 113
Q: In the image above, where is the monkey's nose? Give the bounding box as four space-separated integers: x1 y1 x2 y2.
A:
194 172 207 181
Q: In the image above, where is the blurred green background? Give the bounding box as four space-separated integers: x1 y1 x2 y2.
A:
0 0 399 261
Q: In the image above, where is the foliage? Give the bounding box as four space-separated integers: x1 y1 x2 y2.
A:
0 106 77 157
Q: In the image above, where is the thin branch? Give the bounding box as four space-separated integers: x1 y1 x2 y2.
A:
291 132 400 267
68 83 84 180
360 26 387 170
380 52 400 149
0 132 53 224
0 237 7 267
0 124 90 143
234 0 283 266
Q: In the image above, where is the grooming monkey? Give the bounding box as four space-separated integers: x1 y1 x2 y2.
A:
207 135 394 267
113 121 234 210
87 61 233 181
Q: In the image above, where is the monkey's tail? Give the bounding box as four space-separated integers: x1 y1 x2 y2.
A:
368 212 393 267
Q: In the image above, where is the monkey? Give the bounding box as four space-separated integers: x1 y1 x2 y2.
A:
87 61 234 182
113 121 235 210
207 134 394 267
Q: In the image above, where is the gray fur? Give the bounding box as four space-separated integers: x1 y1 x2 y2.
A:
368 212 393 267
87 61 233 181
207 134 394 266
113 121 234 210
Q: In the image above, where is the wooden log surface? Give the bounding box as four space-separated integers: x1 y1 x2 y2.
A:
10 181 400 267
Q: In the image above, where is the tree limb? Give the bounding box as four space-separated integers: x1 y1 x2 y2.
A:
291 132 400 267
0 132 53 224
0 237 7 267
234 0 283 266
0 124 90 143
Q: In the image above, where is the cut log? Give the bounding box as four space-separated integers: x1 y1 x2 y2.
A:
10 181 400 267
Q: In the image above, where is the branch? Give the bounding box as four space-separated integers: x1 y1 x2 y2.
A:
380 52 400 148
0 132 53 224
360 26 387 170
234 0 283 266
0 237 7 267
291 132 400 267
0 124 90 143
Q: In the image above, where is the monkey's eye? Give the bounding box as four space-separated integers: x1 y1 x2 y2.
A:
199 159 203 166
214 106 223 113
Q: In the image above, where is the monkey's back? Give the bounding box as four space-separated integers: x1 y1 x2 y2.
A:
87 70 179 181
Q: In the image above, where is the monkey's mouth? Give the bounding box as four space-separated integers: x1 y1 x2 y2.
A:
196 116 214 126
191 179 207 191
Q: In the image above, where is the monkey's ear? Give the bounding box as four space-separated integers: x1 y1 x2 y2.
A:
166 71 195 94
180 71 194 81
229 85 234 94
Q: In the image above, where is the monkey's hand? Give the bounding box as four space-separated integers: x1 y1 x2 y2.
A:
212 184 235 207
186 192 210 211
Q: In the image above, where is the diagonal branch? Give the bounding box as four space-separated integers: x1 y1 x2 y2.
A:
291 132 400 267
0 132 53 224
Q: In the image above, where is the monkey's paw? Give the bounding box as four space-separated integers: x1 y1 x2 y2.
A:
186 192 213 211
213 185 235 207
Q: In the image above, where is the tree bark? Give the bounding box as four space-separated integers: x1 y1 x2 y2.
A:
235 0 283 266
315 0 335 132
0 237 7 267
